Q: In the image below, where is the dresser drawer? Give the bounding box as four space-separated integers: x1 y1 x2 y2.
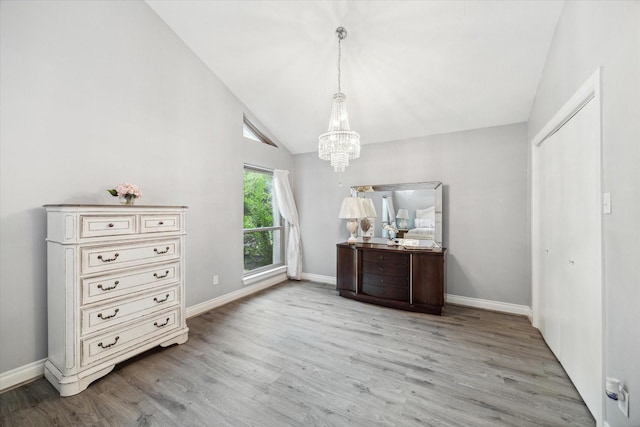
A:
82 262 179 305
81 286 179 335
362 261 408 277
81 308 180 367
81 239 179 275
140 214 181 233
80 215 136 238
361 250 408 266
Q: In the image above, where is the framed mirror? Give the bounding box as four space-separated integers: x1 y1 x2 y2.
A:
351 181 443 245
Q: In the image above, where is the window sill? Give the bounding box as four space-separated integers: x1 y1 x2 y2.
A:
243 265 287 287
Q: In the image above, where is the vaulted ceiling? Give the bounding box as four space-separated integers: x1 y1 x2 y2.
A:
146 1 564 154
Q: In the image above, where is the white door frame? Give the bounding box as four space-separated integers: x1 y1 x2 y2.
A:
530 67 604 425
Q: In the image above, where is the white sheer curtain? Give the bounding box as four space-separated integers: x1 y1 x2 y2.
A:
387 197 396 223
273 169 302 280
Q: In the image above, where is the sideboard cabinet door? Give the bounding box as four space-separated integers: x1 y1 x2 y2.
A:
336 245 357 292
412 252 445 307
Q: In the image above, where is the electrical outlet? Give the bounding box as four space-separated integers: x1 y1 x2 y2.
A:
618 387 629 417
213 275 219 285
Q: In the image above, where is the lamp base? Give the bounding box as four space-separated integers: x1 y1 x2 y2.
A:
346 219 359 244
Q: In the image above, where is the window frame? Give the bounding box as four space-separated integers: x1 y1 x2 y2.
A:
243 115 278 147
242 164 285 277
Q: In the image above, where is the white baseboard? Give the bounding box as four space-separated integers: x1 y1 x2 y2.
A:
186 272 287 319
0 275 288 393
1 278 532 393
301 272 336 285
301 274 532 319
0 358 46 393
446 293 532 318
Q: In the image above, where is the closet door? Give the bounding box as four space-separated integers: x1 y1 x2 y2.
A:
557 99 602 416
538 133 563 356
535 97 602 422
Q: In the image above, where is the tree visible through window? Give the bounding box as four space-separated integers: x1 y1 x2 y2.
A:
243 166 283 274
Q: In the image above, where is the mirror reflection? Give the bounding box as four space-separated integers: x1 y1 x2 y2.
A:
351 182 443 245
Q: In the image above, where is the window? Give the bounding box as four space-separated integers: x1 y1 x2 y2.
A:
243 115 277 147
243 165 284 274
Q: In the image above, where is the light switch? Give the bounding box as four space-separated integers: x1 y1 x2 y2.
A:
603 192 612 214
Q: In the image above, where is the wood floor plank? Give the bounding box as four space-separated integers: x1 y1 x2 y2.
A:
0 280 594 426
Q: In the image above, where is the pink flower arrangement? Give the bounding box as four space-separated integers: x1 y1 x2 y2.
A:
108 183 142 205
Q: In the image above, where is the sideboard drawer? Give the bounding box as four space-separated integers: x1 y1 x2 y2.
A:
81 308 180 367
81 286 179 335
361 250 408 266
81 215 136 238
362 281 408 302
82 262 179 305
362 261 408 278
362 272 408 288
140 214 181 233
81 239 180 275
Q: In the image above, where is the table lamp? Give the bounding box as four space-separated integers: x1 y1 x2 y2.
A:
338 197 364 244
396 209 409 229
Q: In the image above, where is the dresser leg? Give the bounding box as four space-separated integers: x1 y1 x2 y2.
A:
159 328 189 347
45 360 115 397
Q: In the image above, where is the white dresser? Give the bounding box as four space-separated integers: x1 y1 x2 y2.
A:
43 204 189 396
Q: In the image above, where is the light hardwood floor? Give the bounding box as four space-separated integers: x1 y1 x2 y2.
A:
1 280 594 426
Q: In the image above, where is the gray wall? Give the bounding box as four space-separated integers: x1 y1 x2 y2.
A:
295 123 530 305
0 1 293 373
528 2 640 425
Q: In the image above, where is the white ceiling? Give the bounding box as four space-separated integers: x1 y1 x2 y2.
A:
147 1 564 154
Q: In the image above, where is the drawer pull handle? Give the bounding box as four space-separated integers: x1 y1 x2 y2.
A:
154 247 170 255
153 270 170 279
97 253 119 262
378 267 384 272
154 294 170 303
108 223 114 228
97 281 119 291
98 336 120 349
97 308 120 320
154 318 170 328
159 221 164 225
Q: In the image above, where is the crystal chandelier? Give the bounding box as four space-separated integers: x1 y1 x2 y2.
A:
318 27 360 173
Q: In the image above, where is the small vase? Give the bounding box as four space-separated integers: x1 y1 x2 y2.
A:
119 195 135 205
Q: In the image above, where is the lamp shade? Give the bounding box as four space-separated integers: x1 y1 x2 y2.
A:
396 208 409 219
358 198 377 218
338 197 364 219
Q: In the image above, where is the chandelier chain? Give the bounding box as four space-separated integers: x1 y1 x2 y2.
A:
335 26 346 94
337 37 342 93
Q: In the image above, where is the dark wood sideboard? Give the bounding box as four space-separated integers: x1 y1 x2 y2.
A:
336 242 446 315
